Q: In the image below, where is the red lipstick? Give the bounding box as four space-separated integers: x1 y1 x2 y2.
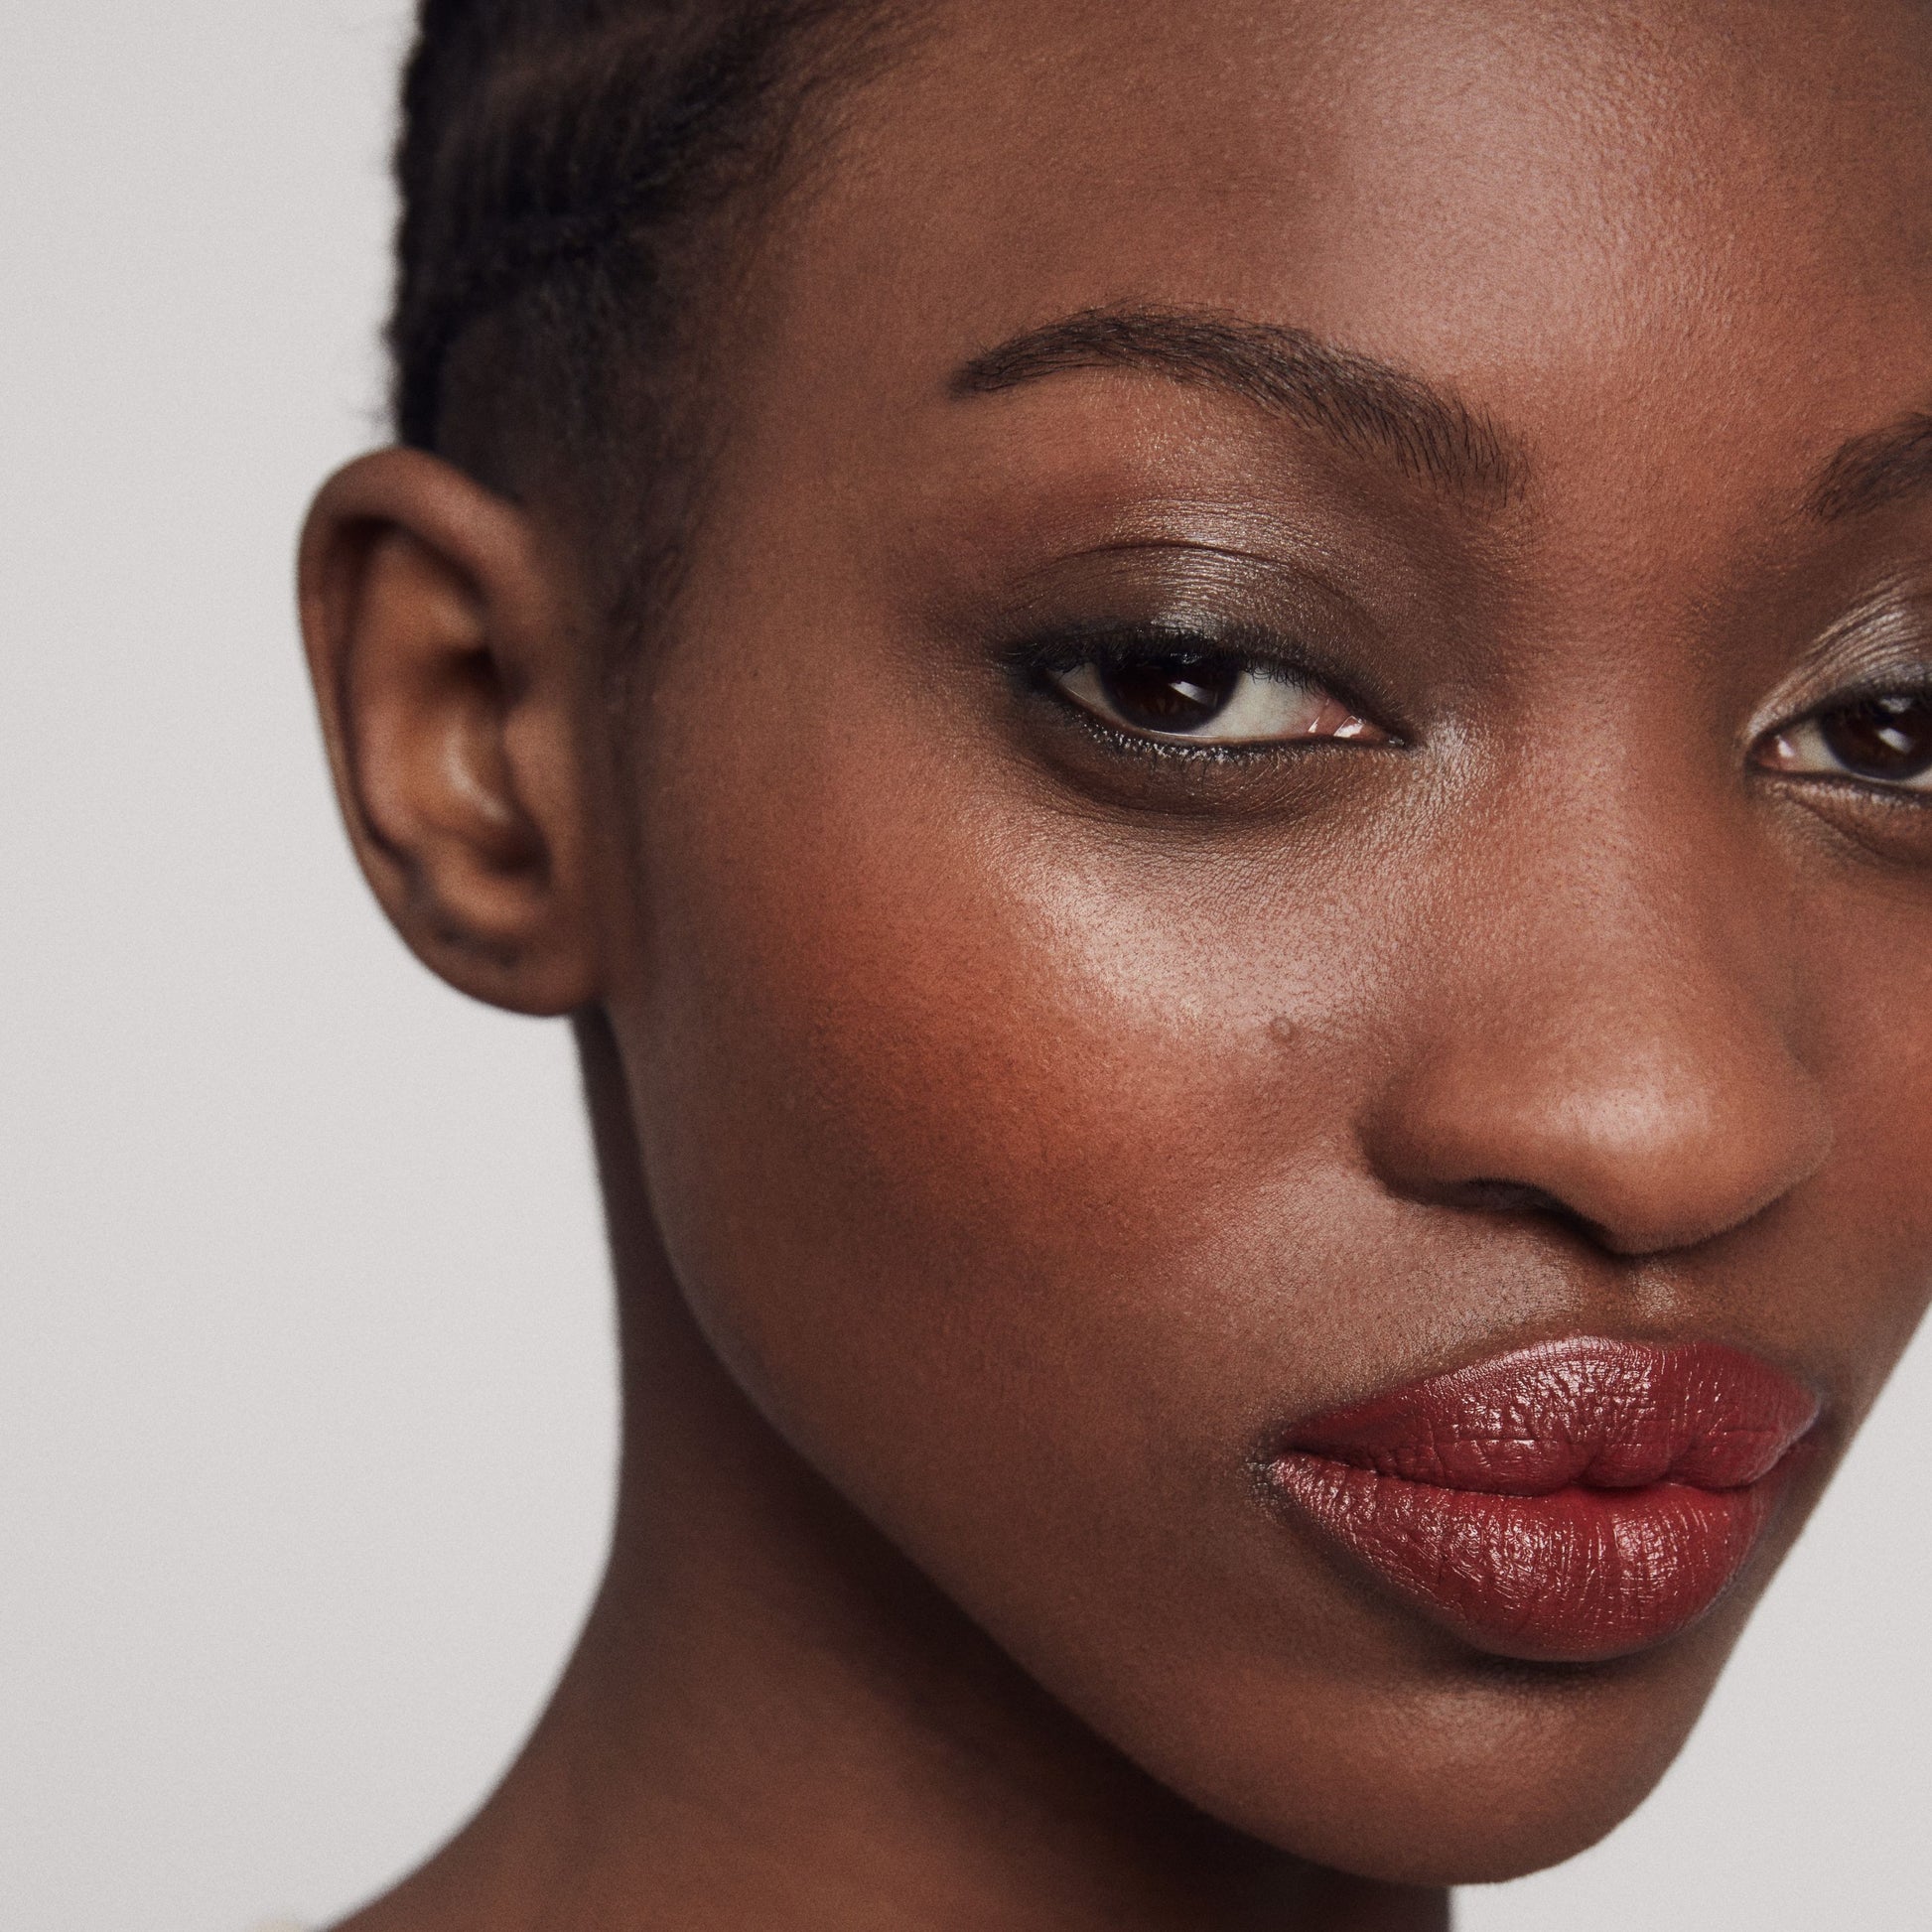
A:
1270 1337 1819 1663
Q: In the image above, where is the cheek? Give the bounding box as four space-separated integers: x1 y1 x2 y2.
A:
620 701 1402 1840
621 637 1385 1613
628 704 1300 1508
1789 883 1932 1405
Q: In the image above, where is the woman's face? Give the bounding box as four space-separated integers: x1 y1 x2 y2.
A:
592 0 1932 1884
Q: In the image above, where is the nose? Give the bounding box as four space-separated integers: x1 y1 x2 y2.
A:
1361 810 1833 1259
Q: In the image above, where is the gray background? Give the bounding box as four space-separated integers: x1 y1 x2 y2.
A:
1 5 1925 1926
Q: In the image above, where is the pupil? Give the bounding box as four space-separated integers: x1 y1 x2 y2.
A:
1098 654 1240 733
1820 694 1932 781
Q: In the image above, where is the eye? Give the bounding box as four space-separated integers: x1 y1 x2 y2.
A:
1049 649 1384 748
1760 691 1932 792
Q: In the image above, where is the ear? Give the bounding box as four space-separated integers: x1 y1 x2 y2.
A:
298 448 601 1016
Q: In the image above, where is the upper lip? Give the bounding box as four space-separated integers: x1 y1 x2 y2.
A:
1268 1335 1822 1662
1280 1334 1820 1497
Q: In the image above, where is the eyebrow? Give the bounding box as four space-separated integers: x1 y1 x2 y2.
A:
1810 413 1932 520
951 306 1528 510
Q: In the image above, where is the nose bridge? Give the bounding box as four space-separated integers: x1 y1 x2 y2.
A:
1368 751 1832 1256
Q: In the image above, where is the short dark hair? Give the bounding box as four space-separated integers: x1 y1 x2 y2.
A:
390 0 894 621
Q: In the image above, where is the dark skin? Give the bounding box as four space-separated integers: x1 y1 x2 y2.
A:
300 1 1932 1924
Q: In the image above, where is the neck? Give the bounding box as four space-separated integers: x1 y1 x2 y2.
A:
339 1014 1446 1932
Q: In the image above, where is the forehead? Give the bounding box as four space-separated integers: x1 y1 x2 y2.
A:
746 0 1932 510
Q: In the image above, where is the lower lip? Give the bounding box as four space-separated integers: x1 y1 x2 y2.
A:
1269 1340 1817 1664
1271 1457 1789 1663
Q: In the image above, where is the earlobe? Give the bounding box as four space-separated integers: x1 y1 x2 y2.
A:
298 448 601 1017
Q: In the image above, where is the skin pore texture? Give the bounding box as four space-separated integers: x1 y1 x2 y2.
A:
300 1 1932 1925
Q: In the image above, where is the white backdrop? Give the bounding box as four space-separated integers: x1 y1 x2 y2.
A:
1 6 1925 1928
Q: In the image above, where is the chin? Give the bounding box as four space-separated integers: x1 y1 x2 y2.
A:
1246 1679 1697 1886
1081 1584 1758 1889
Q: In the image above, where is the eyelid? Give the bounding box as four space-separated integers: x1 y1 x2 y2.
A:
979 530 1418 719
1749 581 1932 741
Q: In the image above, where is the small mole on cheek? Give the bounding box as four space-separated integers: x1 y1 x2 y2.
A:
1269 1016 1302 1049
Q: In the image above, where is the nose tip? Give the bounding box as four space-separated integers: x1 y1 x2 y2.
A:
1366 1027 1834 1258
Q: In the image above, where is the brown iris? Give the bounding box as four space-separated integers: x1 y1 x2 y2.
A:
1094 655 1242 734
1819 694 1932 782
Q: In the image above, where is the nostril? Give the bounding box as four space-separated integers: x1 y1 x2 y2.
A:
1447 1178 1596 1233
